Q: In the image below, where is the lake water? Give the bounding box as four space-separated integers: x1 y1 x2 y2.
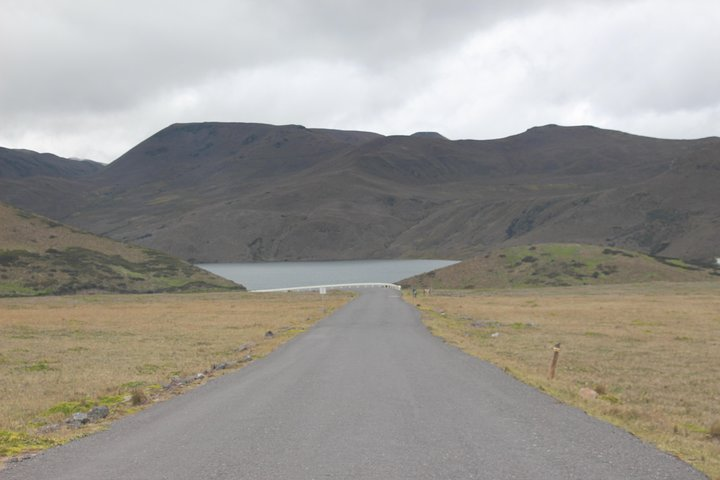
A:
198 259 458 291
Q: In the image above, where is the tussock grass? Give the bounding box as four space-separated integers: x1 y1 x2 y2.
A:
0 290 350 461
412 282 720 479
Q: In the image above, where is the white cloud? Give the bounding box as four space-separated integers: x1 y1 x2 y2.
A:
343 0 720 140
0 0 718 162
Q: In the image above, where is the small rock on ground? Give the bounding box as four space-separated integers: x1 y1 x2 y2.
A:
579 387 599 400
88 405 109 422
36 423 61 434
66 412 89 428
235 343 255 352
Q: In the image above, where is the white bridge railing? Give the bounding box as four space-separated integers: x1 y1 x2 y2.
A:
252 282 402 293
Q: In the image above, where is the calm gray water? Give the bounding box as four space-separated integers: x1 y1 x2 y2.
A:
197 259 458 291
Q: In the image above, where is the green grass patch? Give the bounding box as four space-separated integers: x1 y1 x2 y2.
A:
0 430 58 457
0 282 44 296
682 423 709 434
44 394 124 416
97 395 125 406
24 361 53 372
45 400 94 416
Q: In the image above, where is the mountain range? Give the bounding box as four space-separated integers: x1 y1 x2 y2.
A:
1 122 718 264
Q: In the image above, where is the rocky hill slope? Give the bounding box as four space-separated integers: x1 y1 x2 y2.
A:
1 122 718 264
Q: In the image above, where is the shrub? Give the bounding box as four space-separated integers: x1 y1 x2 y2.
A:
710 420 720 439
130 389 148 406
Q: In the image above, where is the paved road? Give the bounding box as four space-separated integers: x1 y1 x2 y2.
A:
4 289 706 479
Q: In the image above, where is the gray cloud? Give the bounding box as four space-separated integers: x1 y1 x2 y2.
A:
0 0 542 112
1 0 718 162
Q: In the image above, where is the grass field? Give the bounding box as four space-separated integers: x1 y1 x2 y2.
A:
411 282 720 479
0 290 351 460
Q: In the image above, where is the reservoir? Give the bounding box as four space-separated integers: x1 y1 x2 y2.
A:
198 259 458 291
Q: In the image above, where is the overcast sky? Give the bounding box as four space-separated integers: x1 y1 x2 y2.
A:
1 0 719 163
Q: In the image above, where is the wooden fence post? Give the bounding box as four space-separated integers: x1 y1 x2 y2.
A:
548 343 561 379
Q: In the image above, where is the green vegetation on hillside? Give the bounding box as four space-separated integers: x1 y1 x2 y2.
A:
0 202 242 296
402 243 719 290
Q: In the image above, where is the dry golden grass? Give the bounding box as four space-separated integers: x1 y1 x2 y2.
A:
0 290 351 459
412 282 720 479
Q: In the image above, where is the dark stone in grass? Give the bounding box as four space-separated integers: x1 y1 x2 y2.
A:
212 359 240 371
8 454 34 463
72 412 89 423
265 330 274 338
37 423 61 434
88 405 109 422
66 412 89 428
164 375 185 389
235 342 255 352
471 321 502 328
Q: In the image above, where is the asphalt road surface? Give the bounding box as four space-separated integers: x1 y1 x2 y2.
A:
3 289 707 479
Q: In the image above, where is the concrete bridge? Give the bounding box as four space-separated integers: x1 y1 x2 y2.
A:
251 282 402 293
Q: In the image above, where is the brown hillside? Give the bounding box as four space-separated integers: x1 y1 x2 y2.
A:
0 202 242 296
401 244 720 290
